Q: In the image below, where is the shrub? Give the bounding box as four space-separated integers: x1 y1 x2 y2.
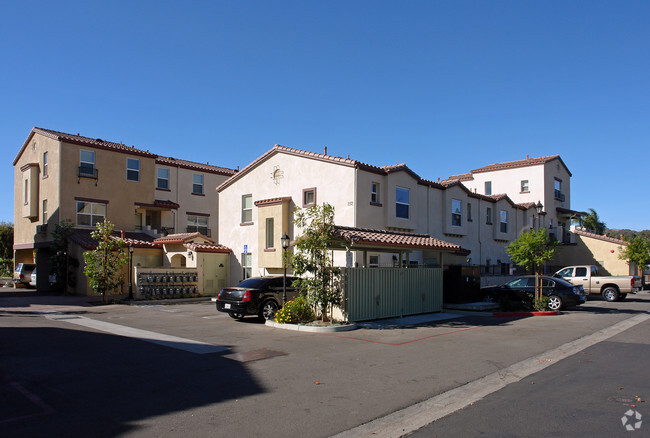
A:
274 295 315 324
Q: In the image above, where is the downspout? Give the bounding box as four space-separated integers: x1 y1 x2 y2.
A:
353 167 358 267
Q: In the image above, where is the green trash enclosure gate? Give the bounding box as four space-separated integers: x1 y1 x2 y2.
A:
341 267 443 322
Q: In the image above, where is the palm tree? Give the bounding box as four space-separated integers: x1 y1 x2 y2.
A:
582 208 606 235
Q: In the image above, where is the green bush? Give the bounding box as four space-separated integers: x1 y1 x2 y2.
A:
274 295 315 324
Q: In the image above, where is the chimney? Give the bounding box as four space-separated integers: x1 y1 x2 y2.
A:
324 146 328 156
437 177 440 182
121 230 125 239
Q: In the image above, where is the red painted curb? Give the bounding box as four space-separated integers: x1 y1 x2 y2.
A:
492 311 559 317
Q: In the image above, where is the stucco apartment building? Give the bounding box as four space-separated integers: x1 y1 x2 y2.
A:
13 127 236 294
217 145 550 284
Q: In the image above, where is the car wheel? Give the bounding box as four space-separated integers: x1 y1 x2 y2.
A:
618 293 627 301
228 312 245 320
602 287 619 302
547 295 563 311
259 300 279 320
483 294 496 303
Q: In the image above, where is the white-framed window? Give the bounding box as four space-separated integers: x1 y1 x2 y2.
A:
241 194 252 223
42 199 48 223
500 210 508 233
187 214 208 235
451 199 462 226
485 181 492 195
79 150 95 176
192 174 204 194
369 255 379 267
521 180 529 192
396 187 409 219
157 168 169 189
126 158 140 181
76 201 106 226
486 207 493 224
242 252 252 280
303 187 316 207
371 182 380 204
42 152 48 177
266 218 274 249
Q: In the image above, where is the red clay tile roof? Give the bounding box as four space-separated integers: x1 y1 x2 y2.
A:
134 200 181 210
184 242 231 253
156 156 236 176
331 226 470 254
153 232 215 244
70 229 158 250
439 173 474 185
470 155 571 176
573 228 628 245
254 197 292 207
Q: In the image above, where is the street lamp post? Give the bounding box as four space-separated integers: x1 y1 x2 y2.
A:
535 200 543 231
280 233 290 306
128 243 134 300
534 201 544 302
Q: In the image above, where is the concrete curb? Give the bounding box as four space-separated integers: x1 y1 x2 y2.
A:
265 319 358 333
493 311 559 317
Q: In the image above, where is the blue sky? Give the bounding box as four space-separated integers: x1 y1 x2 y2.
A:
2 0 648 230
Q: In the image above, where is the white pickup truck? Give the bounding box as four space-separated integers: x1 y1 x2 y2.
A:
554 265 642 302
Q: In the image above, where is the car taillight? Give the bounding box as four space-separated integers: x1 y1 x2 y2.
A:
631 278 635 287
242 290 251 302
19 274 24 279
217 289 223 299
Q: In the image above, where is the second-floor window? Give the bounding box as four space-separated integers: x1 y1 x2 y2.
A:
486 207 493 224
79 150 95 176
303 188 316 207
371 182 380 204
500 210 508 233
42 199 47 223
396 187 409 219
187 214 208 235
76 201 106 226
485 181 492 195
126 158 140 181
192 174 203 195
452 199 462 226
241 194 252 223
42 152 48 177
554 178 563 200
521 180 529 192
157 168 169 189
467 202 472 221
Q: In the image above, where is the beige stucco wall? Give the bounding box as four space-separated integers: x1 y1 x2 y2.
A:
218 151 357 284
553 232 633 275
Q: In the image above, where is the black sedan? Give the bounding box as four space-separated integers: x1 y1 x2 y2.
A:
480 275 586 310
216 276 299 320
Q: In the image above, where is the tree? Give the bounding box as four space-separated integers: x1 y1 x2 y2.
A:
83 218 129 302
506 228 558 307
291 203 342 322
50 221 79 294
582 208 606 235
618 236 650 276
0 221 14 259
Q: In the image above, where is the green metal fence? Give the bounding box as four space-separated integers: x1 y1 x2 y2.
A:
342 267 443 322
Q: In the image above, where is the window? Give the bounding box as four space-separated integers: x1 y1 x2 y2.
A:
576 267 588 277
241 194 252 223
486 207 492 224
126 158 140 181
369 255 379 267
135 212 143 230
303 188 316 207
157 168 169 189
79 150 95 176
192 174 204 194
42 200 48 223
242 253 252 280
76 201 106 226
187 215 208 235
500 210 508 233
23 179 28 204
371 182 380 204
265 218 274 249
485 181 492 195
396 187 409 219
467 202 472 221
554 178 563 200
451 199 462 226
42 152 48 177
521 180 529 192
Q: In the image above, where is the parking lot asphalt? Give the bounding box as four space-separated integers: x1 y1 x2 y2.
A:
1 288 648 437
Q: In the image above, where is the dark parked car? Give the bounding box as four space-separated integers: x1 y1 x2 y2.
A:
216 276 299 320
481 275 586 310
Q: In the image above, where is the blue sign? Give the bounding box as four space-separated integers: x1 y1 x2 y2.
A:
244 244 248 254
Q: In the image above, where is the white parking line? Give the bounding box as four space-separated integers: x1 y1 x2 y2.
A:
45 315 229 354
332 313 650 438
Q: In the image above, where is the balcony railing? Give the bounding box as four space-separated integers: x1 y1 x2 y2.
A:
554 190 565 201
78 166 98 185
